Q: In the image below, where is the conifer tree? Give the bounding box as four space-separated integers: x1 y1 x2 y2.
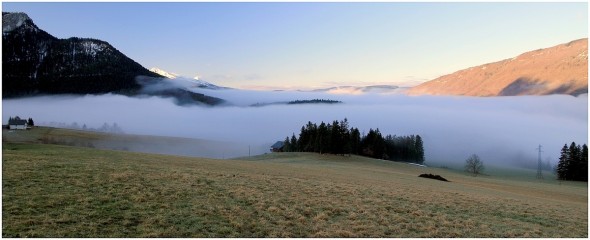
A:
568 142 581 180
581 144 588 182
350 127 361 155
330 120 342 154
557 144 570 180
340 119 351 155
298 126 307 152
415 135 425 164
290 134 298 152
283 137 292 152
317 122 329 154
305 122 317 152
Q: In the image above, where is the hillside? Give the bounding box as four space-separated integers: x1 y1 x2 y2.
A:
1 126 246 159
2 12 223 106
2 12 162 96
2 129 587 237
407 39 588 96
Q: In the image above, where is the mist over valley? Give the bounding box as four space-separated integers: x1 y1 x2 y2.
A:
4 89 587 170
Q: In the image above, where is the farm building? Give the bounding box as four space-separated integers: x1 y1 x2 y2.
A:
270 141 285 152
8 116 28 130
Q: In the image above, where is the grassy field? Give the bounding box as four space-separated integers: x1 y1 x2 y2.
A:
2 126 250 158
2 129 588 237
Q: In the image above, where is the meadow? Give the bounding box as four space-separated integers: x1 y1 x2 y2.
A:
2 128 587 237
2 126 247 159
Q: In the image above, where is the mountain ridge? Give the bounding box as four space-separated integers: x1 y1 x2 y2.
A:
2 12 224 106
407 38 588 97
2 12 160 97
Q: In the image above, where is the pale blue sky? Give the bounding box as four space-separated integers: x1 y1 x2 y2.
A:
2 2 588 89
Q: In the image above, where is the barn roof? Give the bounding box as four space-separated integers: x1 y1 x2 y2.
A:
271 141 284 149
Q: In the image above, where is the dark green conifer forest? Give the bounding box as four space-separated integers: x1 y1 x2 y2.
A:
282 119 425 164
557 142 588 182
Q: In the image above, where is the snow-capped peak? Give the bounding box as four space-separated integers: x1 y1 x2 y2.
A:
149 67 228 90
149 67 178 79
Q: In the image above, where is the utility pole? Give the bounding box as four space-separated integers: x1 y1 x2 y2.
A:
249 145 251 157
536 144 544 179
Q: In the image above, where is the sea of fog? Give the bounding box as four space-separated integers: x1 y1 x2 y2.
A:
3 88 587 169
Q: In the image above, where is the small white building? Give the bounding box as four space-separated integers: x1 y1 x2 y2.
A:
8 116 28 130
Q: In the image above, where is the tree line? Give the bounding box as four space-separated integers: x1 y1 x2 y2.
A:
557 142 588 182
281 118 425 164
43 121 125 134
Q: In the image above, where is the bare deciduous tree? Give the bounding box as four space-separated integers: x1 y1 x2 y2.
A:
465 154 484 177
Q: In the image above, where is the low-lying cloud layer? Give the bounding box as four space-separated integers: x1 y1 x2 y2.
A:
3 90 587 169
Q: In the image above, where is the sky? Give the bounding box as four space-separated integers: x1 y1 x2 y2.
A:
2 2 588 89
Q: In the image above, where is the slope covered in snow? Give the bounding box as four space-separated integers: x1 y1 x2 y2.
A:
149 67 229 90
149 67 179 79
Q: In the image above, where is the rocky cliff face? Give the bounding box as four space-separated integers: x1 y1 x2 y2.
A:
407 38 588 97
2 12 223 105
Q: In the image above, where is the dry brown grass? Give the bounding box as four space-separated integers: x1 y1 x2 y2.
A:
2 142 587 237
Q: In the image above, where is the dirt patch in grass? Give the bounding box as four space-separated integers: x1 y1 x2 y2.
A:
419 173 449 182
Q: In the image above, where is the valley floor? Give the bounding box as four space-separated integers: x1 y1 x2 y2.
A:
2 137 588 237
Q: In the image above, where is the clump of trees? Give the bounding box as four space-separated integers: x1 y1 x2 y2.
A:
557 142 588 182
465 154 484 177
282 118 425 164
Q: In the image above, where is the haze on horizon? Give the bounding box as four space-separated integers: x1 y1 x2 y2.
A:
3 90 588 171
2 2 587 90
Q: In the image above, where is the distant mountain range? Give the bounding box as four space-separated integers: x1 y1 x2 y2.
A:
2 12 223 106
307 85 402 94
148 67 229 90
408 38 588 97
